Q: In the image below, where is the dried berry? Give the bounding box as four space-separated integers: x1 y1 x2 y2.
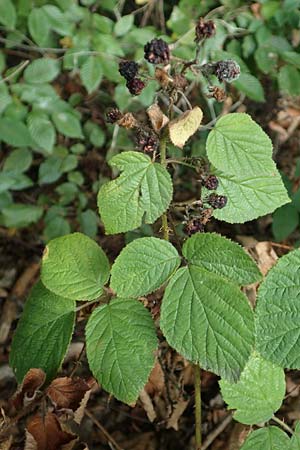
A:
136 128 159 153
207 193 228 209
126 78 145 96
214 60 240 83
204 175 219 190
144 38 170 65
118 112 138 129
173 73 188 90
184 218 205 236
106 108 123 124
195 18 216 42
119 60 139 81
207 86 226 102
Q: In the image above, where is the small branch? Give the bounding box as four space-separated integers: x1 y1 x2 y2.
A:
0 60 30 84
201 413 233 450
272 416 294 435
85 409 124 450
194 364 202 449
160 134 170 241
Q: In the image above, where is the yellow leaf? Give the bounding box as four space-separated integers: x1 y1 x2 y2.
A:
168 107 203 148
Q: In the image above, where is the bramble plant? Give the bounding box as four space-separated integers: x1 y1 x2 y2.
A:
8 9 300 450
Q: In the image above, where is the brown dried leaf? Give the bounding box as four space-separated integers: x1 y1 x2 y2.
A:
13 368 46 410
166 398 189 430
147 104 169 133
139 389 156 422
168 107 203 148
47 377 90 411
144 361 164 396
73 379 96 425
0 436 13 450
255 241 278 275
25 413 76 450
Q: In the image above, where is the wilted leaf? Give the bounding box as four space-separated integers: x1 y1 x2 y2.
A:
168 107 203 148
13 368 46 410
47 377 90 411
147 104 169 133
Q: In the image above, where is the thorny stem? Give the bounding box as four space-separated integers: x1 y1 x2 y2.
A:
272 415 294 435
194 364 202 449
160 134 169 241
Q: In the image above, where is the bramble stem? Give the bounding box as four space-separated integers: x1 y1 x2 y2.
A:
194 364 202 449
160 134 169 241
272 415 294 434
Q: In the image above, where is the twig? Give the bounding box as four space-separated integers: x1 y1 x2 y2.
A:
160 134 169 241
272 415 294 435
0 60 30 84
85 409 124 450
201 413 233 450
194 364 202 449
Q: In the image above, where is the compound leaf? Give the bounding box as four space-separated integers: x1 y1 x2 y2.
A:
255 249 300 368
86 297 157 404
98 151 173 234
110 237 180 297
183 233 261 285
240 427 290 450
41 232 110 301
160 266 254 381
220 352 285 424
206 113 290 223
10 282 75 383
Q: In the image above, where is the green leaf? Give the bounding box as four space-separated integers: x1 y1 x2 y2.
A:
110 237 180 297
233 73 265 102
28 8 52 47
240 427 290 450
282 51 300 69
86 297 157 404
41 232 110 301
255 249 300 368
206 113 290 223
28 113 56 154
0 173 33 193
24 58 60 84
98 151 173 234
114 14 134 36
80 56 103 94
183 233 261 286
52 112 83 139
42 4 74 36
79 209 98 238
0 118 33 147
0 204 42 228
3 148 32 174
278 65 300 96
160 266 254 381
0 82 12 114
0 0 16 29
290 422 300 450
272 204 299 241
220 352 285 424
38 156 63 184
44 216 71 242
10 282 75 383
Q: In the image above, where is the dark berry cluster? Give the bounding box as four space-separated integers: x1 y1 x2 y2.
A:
207 193 227 209
214 60 240 83
119 60 139 81
203 175 219 190
195 18 216 43
184 218 205 236
136 128 159 153
106 108 122 124
144 38 170 65
118 60 145 96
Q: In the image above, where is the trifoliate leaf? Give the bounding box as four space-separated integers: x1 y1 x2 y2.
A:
206 113 290 223
80 56 103 94
52 112 83 139
220 352 285 424
110 237 181 297
86 297 157 404
183 233 261 285
168 107 203 148
41 232 110 301
10 282 75 383
240 427 290 450
24 58 60 84
255 249 300 368
98 151 173 234
160 266 254 381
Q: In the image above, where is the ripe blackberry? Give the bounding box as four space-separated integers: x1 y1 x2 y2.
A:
136 128 159 153
144 38 170 65
207 193 228 209
106 108 122 124
126 78 145 96
204 175 219 190
214 60 240 83
195 18 216 42
119 60 139 81
184 218 205 236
